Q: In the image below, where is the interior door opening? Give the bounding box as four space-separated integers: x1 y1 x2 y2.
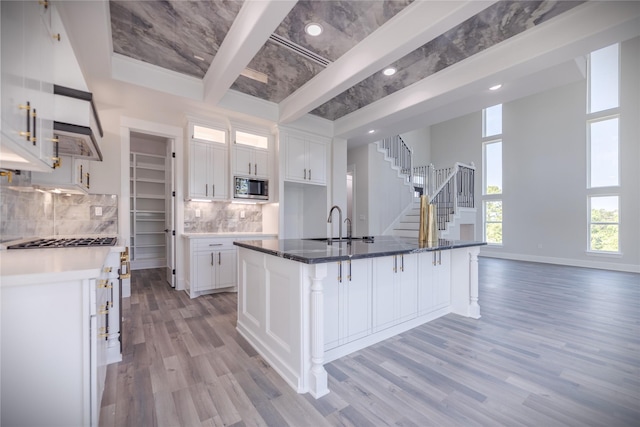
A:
128 131 176 287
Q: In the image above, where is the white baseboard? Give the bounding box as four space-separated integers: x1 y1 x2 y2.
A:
479 249 640 273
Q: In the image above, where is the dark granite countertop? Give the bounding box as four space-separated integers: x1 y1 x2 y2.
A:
233 235 486 264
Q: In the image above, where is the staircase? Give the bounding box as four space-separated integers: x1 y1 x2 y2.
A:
377 136 476 240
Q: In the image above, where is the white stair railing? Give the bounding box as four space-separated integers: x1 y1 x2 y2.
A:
427 162 475 231
380 135 413 182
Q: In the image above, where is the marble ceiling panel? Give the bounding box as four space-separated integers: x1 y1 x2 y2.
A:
272 0 413 62
230 42 325 103
110 0 243 79
311 0 584 121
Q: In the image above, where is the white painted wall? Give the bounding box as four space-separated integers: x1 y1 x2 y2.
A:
400 127 431 167
430 37 640 272
347 143 413 236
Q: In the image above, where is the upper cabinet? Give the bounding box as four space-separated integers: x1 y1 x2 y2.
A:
231 127 271 180
282 130 328 186
1 0 56 172
187 121 228 201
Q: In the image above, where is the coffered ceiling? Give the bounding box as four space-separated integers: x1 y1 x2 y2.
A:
56 1 640 145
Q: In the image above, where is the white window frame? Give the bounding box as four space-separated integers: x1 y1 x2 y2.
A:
586 43 620 255
587 195 621 255
482 104 503 245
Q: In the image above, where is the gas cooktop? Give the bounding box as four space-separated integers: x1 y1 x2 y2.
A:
7 237 117 249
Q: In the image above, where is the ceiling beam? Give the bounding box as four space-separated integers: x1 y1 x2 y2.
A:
203 0 297 105
333 0 640 144
277 0 498 124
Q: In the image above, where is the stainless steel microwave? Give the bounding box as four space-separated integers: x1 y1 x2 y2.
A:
234 176 269 200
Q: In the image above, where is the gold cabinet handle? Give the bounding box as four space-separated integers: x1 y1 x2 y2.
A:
98 279 112 289
98 305 109 315
38 0 49 9
103 266 113 273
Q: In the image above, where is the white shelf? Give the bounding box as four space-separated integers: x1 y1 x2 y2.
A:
130 151 168 265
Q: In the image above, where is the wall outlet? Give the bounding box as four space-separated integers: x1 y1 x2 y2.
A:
359 215 366 221
195 209 201 218
240 210 245 219
95 207 102 217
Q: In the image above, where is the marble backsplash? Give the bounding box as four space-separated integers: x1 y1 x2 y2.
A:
0 185 118 242
184 201 262 233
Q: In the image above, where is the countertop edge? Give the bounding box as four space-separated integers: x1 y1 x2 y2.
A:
234 239 487 264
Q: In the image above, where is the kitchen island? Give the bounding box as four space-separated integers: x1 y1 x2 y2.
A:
234 236 485 398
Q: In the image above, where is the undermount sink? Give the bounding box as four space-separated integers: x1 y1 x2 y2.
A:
305 236 375 243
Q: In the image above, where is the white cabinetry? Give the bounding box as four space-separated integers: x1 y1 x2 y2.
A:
31 154 90 193
372 253 418 332
0 0 55 172
283 131 327 185
0 250 120 427
324 259 372 351
187 121 228 200
130 152 166 269
187 238 237 297
418 250 451 315
232 127 270 179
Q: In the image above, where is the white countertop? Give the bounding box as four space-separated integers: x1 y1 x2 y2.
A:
182 232 278 239
0 244 124 288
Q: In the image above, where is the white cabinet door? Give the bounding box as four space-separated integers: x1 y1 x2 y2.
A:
234 145 253 177
216 249 237 288
396 254 418 323
373 254 418 332
211 144 228 200
253 148 269 179
233 145 269 179
372 256 397 332
0 1 54 171
283 134 327 185
324 259 372 351
343 259 371 343
189 141 212 199
284 134 307 182
434 250 451 308
417 251 451 314
306 139 326 185
194 251 215 292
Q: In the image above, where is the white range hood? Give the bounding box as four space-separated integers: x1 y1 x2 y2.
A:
53 85 103 161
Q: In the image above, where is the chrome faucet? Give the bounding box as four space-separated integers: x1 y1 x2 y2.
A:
327 205 343 244
344 217 352 240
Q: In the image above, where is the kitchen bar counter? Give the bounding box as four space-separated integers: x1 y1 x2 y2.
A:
235 236 484 399
233 235 485 263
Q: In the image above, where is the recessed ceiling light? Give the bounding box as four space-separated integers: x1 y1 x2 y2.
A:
305 23 323 36
489 84 502 91
240 67 269 84
383 67 396 76
368 129 375 134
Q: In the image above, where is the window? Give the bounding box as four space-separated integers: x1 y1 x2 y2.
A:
483 104 502 137
587 43 620 253
235 131 268 149
483 141 502 194
588 117 619 188
484 200 503 245
589 196 619 252
482 104 502 245
588 44 619 113
192 124 226 144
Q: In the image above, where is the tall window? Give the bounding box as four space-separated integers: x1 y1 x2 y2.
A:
482 104 502 245
587 44 620 253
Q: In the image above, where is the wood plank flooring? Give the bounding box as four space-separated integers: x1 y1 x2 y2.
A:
100 259 640 426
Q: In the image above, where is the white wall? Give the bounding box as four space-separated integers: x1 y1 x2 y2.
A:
400 127 431 167
430 37 640 272
347 143 414 236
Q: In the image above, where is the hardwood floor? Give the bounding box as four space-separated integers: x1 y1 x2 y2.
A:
100 259 640 426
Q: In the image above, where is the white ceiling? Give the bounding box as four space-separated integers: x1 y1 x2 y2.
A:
55 1 640 148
